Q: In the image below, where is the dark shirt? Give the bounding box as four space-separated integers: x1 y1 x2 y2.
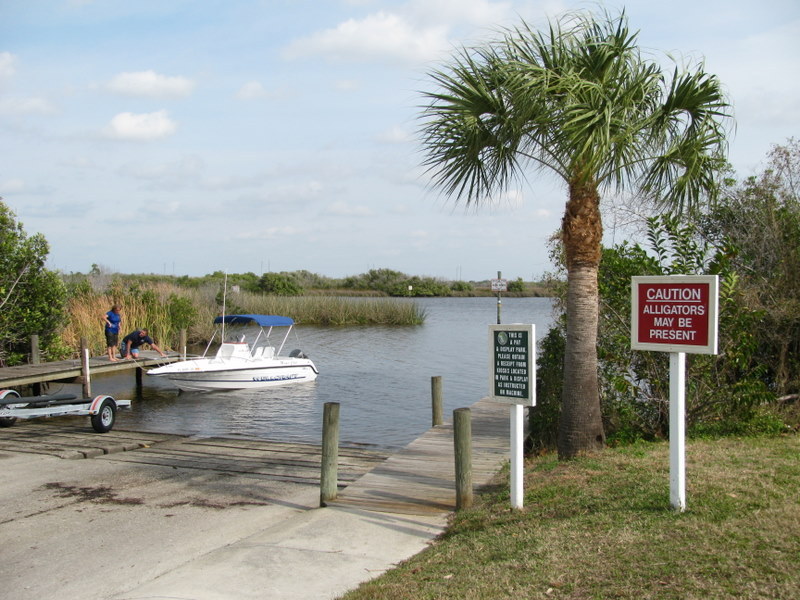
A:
122 330 153 349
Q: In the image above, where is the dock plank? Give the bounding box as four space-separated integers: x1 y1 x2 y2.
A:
0 351 181 388
329 398 511 515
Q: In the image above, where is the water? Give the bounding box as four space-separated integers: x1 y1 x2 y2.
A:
85 297 555 450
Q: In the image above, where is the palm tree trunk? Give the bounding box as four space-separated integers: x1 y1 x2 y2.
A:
557 179 606 458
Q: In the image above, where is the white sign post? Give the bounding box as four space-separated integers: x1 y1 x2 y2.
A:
488 323 535 509
631 275 719 511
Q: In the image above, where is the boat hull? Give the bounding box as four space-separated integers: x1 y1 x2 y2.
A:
148 358 318 392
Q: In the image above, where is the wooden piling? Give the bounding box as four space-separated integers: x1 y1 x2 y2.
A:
30 335 40 365
454 407 473 510
30 335 42 395
431 375 443 426
179 329 187 360
80 337 91 397
320 402 340 506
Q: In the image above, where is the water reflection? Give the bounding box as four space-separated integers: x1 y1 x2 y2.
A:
85 297 555 449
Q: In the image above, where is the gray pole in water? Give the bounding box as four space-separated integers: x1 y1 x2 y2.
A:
496 270 502 325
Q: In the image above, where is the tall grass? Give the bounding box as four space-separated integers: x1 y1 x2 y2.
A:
62 283 424 357
228 294 426 326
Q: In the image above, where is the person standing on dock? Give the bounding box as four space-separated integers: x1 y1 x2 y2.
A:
103 305 122 362
120 328 167 360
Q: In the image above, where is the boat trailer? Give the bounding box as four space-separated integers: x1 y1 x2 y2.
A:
0 390 131 433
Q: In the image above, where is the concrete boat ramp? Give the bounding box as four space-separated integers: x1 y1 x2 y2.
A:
0 399 510 599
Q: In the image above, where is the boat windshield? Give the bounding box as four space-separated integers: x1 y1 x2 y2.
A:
219 323 292 357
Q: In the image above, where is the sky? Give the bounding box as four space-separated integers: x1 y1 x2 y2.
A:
1 0 798 282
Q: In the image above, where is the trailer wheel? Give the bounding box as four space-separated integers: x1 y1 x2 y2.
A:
91 398 117 433
0 390 20 427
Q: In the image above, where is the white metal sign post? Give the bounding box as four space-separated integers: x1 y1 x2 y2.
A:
488 323 535 509
631 275 719 511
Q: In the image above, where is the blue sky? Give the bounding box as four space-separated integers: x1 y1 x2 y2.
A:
1 0 798 281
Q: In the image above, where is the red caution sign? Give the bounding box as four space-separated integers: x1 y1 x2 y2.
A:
631 276 719 354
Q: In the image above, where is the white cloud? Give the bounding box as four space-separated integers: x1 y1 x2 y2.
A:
118 155 204 187
376 125 412 144
283 11 450 64
0 178 26 194
406 0 514 27
717 20 800 128
107 70 195 98
335 79 360 92
326 201 374 216
104 110 177 141
236 80 268 100
282 0 522 66
0 178 54 196
0 96 56 115
0 52 16 81
234 226 305 240
490 188 525 210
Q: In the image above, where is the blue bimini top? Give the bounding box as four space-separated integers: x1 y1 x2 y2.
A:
213 314 295 327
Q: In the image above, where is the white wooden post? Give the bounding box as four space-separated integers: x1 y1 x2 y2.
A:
82 346 92 397
510 404 524 508
669 352 686 511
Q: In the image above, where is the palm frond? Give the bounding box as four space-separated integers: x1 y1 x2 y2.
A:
418 8 733 212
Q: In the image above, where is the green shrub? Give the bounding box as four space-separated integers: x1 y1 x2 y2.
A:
532 215 786 449
258 272 304 296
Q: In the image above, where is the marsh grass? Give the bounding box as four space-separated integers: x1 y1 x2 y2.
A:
342 435 800 600
63 283 424 356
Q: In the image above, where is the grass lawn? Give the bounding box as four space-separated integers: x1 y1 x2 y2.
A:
341 434 799 599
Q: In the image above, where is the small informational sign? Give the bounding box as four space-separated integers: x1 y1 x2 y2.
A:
488 324 535 406
631 275 719 355
491 278 507 292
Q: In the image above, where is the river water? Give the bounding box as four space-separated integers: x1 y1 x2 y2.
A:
89 297 555 450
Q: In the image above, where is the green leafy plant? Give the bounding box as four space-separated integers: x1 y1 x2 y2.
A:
258 272 303 296
533 214 782 448
0 200 68 365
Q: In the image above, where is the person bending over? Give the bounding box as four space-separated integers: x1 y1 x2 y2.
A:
120 328 167 359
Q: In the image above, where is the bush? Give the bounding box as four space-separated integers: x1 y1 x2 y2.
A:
532 215 785 449
258 272 303 296
0 201 68 365
507 277 525 292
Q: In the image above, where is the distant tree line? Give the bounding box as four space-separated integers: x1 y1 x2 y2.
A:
64 268 551 299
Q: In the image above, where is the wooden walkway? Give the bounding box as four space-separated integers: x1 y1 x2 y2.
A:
0 351 181 389
330 398 510 515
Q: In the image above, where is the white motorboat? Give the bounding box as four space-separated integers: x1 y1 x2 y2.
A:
148 314 318 392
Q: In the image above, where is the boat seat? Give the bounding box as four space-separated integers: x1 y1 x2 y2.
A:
252 347 264 359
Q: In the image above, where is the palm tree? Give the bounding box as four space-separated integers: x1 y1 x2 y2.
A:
419 10 732 458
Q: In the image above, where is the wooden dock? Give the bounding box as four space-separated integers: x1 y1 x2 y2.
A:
0 350 181 389
330 398 510 515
